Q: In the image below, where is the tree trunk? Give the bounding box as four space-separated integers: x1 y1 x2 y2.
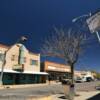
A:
71 64 74 84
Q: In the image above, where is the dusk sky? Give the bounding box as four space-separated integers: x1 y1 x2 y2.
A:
0 0 100 72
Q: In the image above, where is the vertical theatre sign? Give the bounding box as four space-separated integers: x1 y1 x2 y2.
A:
19 45 26 71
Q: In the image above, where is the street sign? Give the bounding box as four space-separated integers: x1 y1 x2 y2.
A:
86 11 100 33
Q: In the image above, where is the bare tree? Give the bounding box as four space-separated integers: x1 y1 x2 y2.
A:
41 28 86 84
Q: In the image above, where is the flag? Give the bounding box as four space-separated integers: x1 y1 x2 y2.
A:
86 11 100 33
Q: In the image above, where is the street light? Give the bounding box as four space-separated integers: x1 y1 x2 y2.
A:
0 36 27 85
72 13 91 23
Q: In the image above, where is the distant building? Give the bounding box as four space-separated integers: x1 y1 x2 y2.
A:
0 43 47 85
41 61 96 83
74 70 94 79
41 61 71 83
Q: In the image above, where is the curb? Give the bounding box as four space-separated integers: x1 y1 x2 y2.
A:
0 95 52 100
0 83 48 90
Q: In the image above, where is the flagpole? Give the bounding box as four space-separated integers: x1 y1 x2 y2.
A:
96 31 100 43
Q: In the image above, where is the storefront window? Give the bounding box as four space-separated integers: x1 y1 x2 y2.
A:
30 59 38 66
20 74 26 80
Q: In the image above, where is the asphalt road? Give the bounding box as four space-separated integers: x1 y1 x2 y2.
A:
0 81 99 100
75 81 100 91
0 81 99 95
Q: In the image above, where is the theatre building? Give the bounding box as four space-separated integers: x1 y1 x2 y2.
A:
0 43 47 85
41 61 71 82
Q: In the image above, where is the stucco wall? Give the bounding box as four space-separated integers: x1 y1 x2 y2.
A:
0 44 40 72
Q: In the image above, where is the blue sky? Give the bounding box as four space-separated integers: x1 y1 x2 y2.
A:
0 0 100 72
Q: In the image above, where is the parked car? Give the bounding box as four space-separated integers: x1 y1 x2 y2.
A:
82 76 94 82
86 77 94 82
75 77 83 83
75 76 94 83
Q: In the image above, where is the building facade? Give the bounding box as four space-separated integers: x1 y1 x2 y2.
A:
41 61 95 83
74 70 95 79
0 44 47 85
41 61 71 82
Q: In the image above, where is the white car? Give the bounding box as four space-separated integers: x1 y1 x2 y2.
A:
75 76 94 83
75 78 84 83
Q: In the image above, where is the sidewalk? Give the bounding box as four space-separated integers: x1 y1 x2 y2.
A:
51 91 100 100
74 91 100 100
0 91 99 100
